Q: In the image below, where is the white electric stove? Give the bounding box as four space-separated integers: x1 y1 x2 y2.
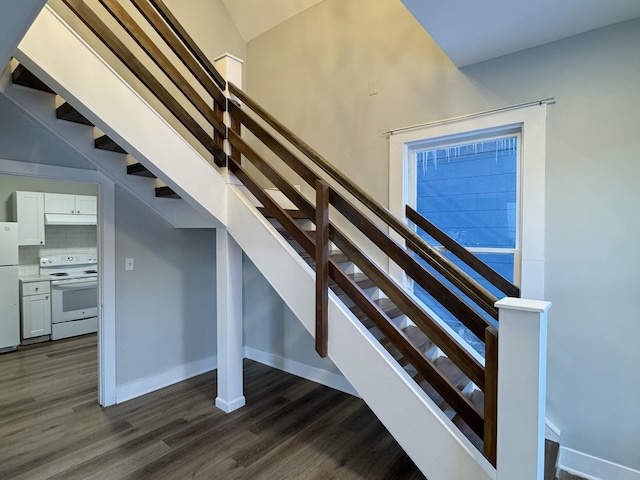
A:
40 253 98 340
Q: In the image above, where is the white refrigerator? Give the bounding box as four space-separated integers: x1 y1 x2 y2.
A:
0 222 19 352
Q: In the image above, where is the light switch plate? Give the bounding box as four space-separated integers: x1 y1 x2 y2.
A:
125 258 134 271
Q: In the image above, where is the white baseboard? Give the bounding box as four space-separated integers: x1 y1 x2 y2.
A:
545 418 561 443
215 395 246 413
244 346 359 397
559 447 640 480
115 355 217 404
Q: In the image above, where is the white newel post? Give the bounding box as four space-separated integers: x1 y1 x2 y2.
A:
213 52 244 177
214 53 245 413
215 228 245 413
495 297 551 480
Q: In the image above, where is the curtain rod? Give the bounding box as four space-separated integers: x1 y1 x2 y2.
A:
383 97 556 136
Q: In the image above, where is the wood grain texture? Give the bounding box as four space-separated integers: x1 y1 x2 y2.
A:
406 205 519 299
0 335 425 479
62 0 227 166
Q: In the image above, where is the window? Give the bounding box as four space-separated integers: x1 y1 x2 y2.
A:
388 104 547 354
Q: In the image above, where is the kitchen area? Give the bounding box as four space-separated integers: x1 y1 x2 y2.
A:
0 175 98 353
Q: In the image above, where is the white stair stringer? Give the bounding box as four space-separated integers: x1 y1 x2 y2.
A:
11 5 227 229
226 184 496 480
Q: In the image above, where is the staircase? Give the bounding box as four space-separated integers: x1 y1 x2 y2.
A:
0 3 553 480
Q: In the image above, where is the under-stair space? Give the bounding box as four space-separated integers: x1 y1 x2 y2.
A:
4 58 212 227
11 63 181 202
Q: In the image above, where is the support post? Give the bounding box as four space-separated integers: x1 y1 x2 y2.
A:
213 53 244 174
215 228 245 413
315 180 330 357
495 297 551 480
484 325 499 466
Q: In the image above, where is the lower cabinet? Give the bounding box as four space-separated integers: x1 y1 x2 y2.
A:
20 280 51 339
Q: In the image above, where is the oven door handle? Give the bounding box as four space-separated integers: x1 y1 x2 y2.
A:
51 278 97 287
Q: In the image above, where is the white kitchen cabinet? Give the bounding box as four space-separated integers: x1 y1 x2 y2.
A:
74 195 97 215
44 193 97 215
12 191 45 246
20 280 51 339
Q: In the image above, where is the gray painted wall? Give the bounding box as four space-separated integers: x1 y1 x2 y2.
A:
115 186 216 386
243 255 343 377
244 0 640 470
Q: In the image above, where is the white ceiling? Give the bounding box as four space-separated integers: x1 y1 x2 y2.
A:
220 0 640 65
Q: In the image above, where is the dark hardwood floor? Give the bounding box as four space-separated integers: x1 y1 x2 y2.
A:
0 335 425 479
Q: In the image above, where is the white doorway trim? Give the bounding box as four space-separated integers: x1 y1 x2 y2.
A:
0 158 116 406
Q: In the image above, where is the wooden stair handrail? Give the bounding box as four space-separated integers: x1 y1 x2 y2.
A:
62 0 226 166
98 0 225 134
228 83 498 318
407 205 520 298
227 141 485 438
145 0 226 91
129 0 226 106
227 125 486 390
59 0 499 458
330 188 493 340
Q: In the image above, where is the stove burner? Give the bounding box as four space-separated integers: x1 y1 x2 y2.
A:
50 272 69 277
84 270 97 274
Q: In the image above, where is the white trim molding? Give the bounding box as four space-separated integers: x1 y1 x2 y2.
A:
388 102 547 300
559 447 640 480
244 346 359 397
0 158 116 407
116 355 218 404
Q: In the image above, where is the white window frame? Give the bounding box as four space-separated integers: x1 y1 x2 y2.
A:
389 104 547 300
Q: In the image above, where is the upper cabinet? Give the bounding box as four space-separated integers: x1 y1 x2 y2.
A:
44 193 97 215
12 191 45 246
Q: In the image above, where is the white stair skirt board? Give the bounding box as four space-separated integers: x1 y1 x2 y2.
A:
559 447 640 480
244 347 359 397
51 317 98 340
227 184 495 480
15 5 227 229
116 356 217 404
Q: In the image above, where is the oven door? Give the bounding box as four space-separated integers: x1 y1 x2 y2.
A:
51 277 98 323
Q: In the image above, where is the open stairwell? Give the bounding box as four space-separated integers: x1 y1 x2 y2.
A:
0 3 555 479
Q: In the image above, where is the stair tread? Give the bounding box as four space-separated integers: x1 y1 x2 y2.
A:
350 297 401 324
127 163 156 178
433 356 470 391
155 186 180 199
330 272 375 293
300 250 350 264
257 206 307 219
413 373 446 407
95 135 127 154
274 226 313 242
401 325 434 352
56 102 94 126
11 64 55 93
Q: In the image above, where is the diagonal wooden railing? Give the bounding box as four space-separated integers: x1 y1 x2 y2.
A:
56 0 511 465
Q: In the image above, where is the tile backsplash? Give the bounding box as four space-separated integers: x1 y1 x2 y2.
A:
19 225 97 275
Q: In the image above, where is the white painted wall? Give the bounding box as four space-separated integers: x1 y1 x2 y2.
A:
114 186 217 391
244 0 640 472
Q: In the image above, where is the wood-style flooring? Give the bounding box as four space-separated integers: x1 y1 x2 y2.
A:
0 335 425 479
